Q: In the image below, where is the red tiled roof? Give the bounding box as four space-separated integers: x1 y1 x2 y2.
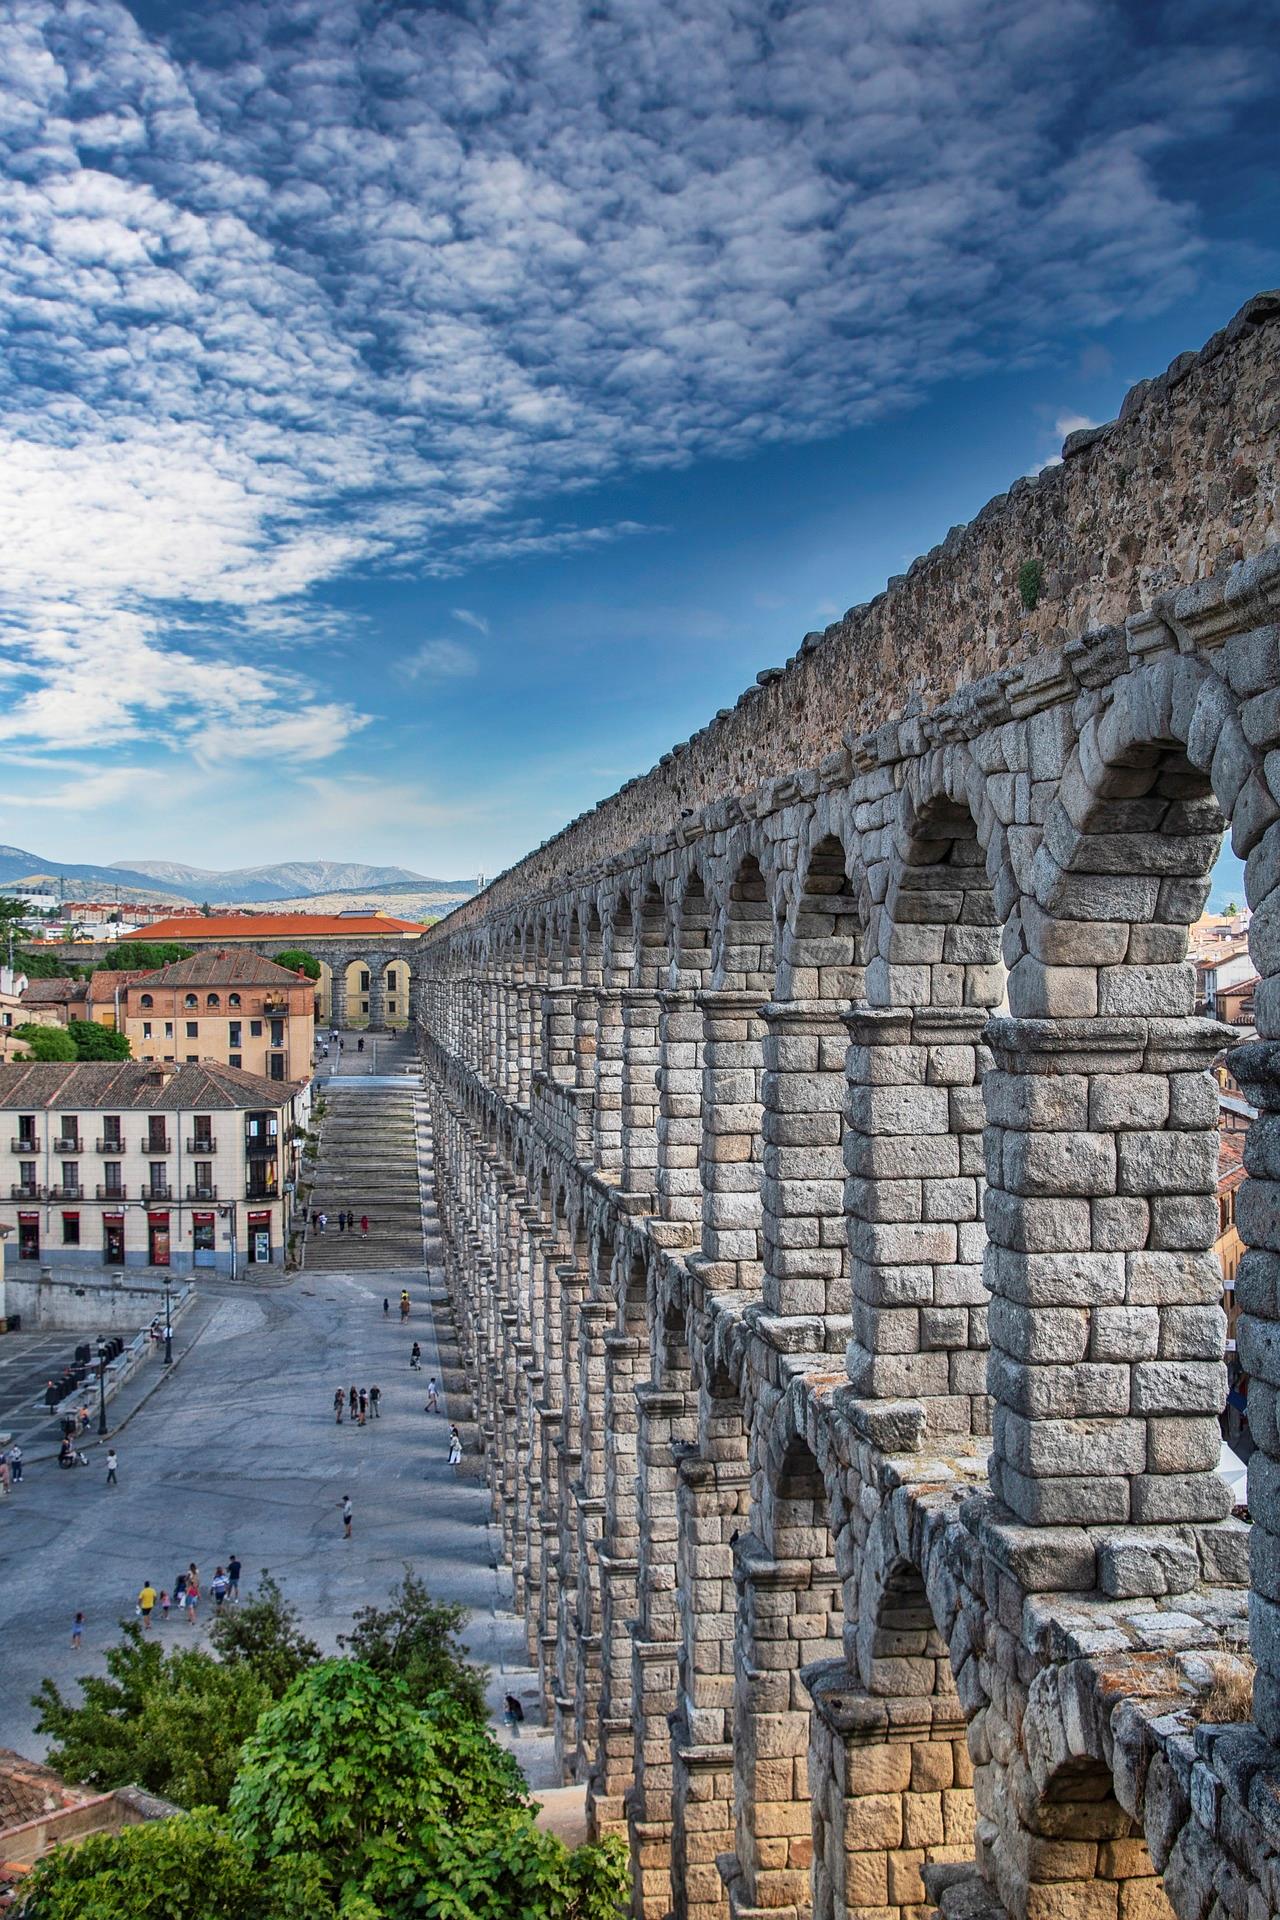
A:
124 950 311 987
0 1060 302 1110
123 914 425 940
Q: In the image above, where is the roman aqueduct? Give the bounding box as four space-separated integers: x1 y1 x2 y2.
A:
416 293 1280 1920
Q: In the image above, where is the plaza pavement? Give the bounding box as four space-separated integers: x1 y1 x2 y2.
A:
0 1260 561 1789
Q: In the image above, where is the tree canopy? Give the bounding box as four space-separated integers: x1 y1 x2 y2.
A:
338 1567 486 1720
273 948 321 979
12 1022 77 1061
96 943 194 971
68 1019 132 1061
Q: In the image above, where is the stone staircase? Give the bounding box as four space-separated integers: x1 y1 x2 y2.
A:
303 1080 425 1271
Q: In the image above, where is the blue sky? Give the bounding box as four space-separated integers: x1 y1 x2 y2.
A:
0 0 1276 891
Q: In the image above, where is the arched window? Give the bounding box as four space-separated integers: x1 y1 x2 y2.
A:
139 993 153 1009
184 993 198 1008
206 993 220 1008
229 993 241 1008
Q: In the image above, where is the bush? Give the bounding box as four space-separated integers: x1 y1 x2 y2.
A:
339 1565 488 1719
273 949 321 980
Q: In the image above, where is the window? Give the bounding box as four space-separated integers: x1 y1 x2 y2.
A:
184 993 198 1009
229 993 241 1008
186 1054 198 1063
360 970 370 991
229 1053 242 1069
164 1021 173 1038
269 1054 285 1080
62 1212 80 1246
142 1021 153 1039
140 993 153 1009
229 1021 242 1046
270 1020 284 1047
17 1115 35 1146
147 1118 167 1150
103 1163 122 1196
193 1115 213 1149
61 1162 80 1195
194 1160 213 1196
186 1021 198 1037
250 1019 262 1038
102 1116 121 1146
207 993 220 1008
18 1159 37 1193
59 1114 78 1146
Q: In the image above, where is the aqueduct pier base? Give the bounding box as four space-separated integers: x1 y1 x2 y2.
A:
419 294 1280 1920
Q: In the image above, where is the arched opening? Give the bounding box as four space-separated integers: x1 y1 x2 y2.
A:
733 1434 842 1920
593 899 635 1177
988 722 1234 1531
659 872 712 1228
988 1756 1170 1920
762 833 864 1332
700 854 775 1286
620 885 670 1201
342 957 372 1028
849 790 1000 1440
380 957 409 1027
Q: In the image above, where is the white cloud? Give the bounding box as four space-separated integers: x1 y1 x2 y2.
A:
451 608 490 636
396 638 479 682
0 0 1272 765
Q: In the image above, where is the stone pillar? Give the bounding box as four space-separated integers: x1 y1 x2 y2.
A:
697 990 767 1286
658 988 704 1226
594 988 626 1180
330 971 348 1030
670 1450 751 1920
760 1001 850 1340
621 988 662 1200
573 1297 611 1782
844 1005 989 1438
591 1321 643 1837
542 984 578 1085
366 969 386 1031
628 1382 695 1918
554 1257 590 1778
984 1014 1231 1535
1230 1042 1280 1737
517 982 539 1108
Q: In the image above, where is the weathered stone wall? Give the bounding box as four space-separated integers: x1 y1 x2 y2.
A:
419 293 1280 1920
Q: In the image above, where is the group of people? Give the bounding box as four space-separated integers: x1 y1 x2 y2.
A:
311 1210 371 1236
70 1556 242 1648
333 1383 381 1424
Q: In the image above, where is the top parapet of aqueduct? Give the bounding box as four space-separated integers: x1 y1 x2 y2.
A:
427 288 1279 937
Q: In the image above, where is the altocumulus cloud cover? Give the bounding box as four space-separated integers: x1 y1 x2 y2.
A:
0 0 1276 860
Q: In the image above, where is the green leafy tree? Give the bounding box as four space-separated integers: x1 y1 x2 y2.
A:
32 1622 271 1812
339 1566 488 1719
209 1571 322 1696
230 1661 627 1920
68 1018 131 1061
97 942 194 971
12 1022 77 1061
13 1805 291 1920
273 948 321 979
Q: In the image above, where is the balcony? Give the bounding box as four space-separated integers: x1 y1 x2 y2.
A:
96 1185 127 1200
141 1184 173 1204
53 1136 82 1155
49 1184 83 1201
186 1184 218 1202
10 1138 38 1154
246 1182 278 1201
139 1135 171 1154
186 1137 216 1155
95 1137 124 1152
10 1184 44 1201
263 995 288 1013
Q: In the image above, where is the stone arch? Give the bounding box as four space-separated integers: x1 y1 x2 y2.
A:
777 826 867 1004
699 849 775 1287
658 867 714 1229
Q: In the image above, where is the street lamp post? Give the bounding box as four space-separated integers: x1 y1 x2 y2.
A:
96 1336 108 1437
163 1276 172 1366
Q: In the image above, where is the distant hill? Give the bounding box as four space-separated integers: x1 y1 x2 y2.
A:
0 846 475 908
243 880 474 917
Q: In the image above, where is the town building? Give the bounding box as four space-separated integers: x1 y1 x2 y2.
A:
0 1059 308 1276
121 912 425 1027
118 950 314 1080
0 967 29 1063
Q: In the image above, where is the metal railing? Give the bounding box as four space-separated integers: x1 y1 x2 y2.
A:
10 1183 43 1200
94 1137 125 1152
140 1184 173 1203
48 1184 83 1200
95 1184 128 1200
186 1185 218 1201
185 1137 216 1154
139 1135 171 1154
52 1136 82 1154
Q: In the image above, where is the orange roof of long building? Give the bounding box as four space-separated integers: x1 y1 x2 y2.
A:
122 913 426 941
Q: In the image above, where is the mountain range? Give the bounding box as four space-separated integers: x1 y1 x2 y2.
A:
0 845 474 907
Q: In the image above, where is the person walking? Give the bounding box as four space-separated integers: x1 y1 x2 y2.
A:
334 1387 345 1424
383 1296 390 1317
341 1494 353 1538
317 1211 327 1234
159 1589 171 1623
211 1568 230 1614
410 1341 422 1371
71 1611 84 1649
400 1290 410 1321
173 1570 187 1612
9 1444 22 1484
447 1425 462 1471
137 1581 156 1630
185 1567 200 1626
358 1388 368 1426
349 1384 359 1421
503 1691 525 1734
425 1376 439 1413
337 1210 346 1233
370 1384 381 1419
227 1555 241 1601
105 1448 118 1487
360 1213 369 1239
